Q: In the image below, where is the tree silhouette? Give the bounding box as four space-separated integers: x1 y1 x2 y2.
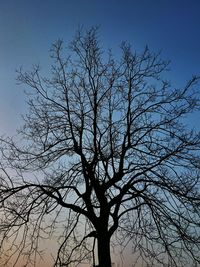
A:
0 27 200 267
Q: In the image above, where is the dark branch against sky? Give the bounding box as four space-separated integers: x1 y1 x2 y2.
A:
0 0 199 135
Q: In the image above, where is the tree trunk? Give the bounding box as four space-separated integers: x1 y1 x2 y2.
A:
97 234 112 267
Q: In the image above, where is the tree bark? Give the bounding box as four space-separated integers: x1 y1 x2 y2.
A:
97 234 112 267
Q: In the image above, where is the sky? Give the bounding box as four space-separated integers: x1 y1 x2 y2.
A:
0 0 200 266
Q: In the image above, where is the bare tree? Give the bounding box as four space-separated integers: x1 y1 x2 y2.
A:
0 27 200 267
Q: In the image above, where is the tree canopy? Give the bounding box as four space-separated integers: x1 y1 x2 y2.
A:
0 27 200 267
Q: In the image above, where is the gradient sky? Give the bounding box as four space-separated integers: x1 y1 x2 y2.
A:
0 0 200 266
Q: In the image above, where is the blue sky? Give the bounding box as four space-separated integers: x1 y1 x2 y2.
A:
0 0 199 134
